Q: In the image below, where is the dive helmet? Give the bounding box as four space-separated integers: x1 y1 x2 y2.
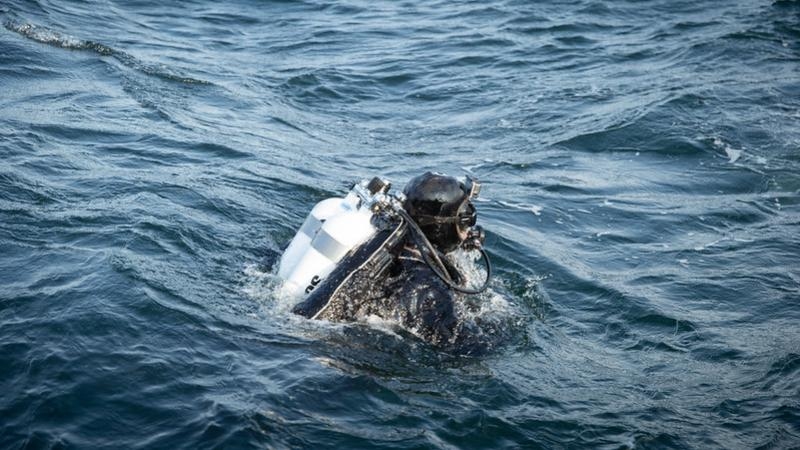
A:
402 172 480 253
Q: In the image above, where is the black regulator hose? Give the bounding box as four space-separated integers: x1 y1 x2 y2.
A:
396 207 492 295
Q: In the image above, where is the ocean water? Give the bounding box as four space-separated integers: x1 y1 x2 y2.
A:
1 0 799 448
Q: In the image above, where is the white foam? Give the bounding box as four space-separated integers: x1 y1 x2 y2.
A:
712 137 743 163
499 200 543 216
693 237 725 251
725 147 742 163
240 262 297 314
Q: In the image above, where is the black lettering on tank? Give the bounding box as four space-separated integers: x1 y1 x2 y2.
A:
305 275 321 294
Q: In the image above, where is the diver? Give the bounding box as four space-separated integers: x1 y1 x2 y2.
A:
277 172 492 352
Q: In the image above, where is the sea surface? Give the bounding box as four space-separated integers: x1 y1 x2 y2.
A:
1 0 799 448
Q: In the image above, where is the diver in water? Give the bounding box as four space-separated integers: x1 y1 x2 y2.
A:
279 172 492 352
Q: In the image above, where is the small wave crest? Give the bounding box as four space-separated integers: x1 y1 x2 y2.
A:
3 20 210 85
5 21 115 55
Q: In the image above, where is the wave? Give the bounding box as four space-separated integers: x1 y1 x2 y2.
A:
3 20 211 85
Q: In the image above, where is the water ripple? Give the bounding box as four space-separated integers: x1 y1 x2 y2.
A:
2 0 799 448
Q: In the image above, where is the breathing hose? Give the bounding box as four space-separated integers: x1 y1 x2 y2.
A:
395 207 491 295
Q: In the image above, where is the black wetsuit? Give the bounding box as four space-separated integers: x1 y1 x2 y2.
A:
375 247 464 345
300 240 482 350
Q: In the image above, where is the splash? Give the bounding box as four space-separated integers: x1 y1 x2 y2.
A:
241 249 520 354
241 262 298 315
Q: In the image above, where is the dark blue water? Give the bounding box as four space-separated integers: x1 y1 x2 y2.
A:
2 0 799 448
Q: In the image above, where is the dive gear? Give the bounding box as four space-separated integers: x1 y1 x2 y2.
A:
276 175 491 317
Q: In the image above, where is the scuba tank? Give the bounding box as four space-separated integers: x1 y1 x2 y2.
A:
277 196 354 280
276 177 392 300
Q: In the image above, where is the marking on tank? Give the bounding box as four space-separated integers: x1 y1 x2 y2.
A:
305 275 321 293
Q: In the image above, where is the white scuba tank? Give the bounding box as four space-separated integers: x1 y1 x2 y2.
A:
277 178 391 300
277 195 355 279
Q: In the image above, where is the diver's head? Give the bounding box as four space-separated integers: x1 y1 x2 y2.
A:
402 172 480 253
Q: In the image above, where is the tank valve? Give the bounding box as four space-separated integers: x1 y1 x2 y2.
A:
367 177 391 195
